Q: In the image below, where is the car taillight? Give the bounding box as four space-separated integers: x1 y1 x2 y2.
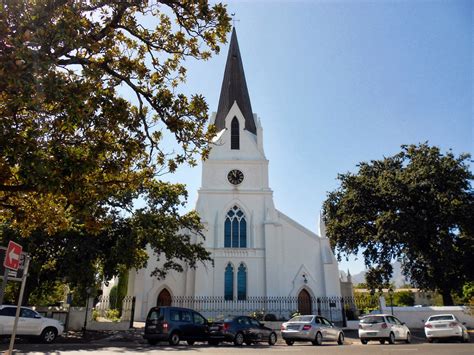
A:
449 322 459 328
223 323 230 331
381 323 387 329
280 324 286 330
162 322 168 331
425 323 432 328
302 325 312 331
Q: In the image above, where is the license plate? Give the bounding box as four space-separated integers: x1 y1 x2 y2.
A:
148 325 156 329
210 326 220 331
435 325 446 328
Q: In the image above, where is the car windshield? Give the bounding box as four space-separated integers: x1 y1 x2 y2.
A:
213 317 234 323
289 316 314 322
360 316 385 324
428 315 454 322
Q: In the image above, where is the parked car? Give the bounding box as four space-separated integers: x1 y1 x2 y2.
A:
358 314 411 344
144 306 210 345
0 305 64 343
208 315 277 346
281 315 344 346
424 314 470 343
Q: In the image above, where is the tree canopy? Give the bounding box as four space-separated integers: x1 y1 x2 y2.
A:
0 0 231 296
323 143 474 305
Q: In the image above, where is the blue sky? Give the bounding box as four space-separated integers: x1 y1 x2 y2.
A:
158 0 472 274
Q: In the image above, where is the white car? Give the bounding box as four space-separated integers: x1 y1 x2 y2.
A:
0 305 64 343
424 314 470 343
359 314 411 344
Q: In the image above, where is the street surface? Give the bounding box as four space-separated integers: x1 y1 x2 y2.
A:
1 329 473 355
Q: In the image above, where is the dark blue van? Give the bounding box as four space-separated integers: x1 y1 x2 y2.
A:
144 306 210 346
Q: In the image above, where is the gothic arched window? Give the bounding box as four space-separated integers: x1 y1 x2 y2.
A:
224 263 234 300
231 117 239 150
237 263 247 300
224 206 247 248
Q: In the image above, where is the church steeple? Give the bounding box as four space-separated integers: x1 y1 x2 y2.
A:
215 28 256 135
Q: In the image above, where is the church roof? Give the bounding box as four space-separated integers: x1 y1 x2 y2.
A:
215 28 256 135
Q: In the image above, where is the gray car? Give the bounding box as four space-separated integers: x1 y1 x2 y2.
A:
281 315 344 346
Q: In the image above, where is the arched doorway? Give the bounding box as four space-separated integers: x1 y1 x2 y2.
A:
157 289 172 307
298 289 312 315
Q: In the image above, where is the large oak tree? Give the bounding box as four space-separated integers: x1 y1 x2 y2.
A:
323 143 473 305
0 0 231 292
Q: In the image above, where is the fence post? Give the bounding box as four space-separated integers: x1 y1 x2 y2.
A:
317 298 321 316
129 297 136 329
340 297 347 328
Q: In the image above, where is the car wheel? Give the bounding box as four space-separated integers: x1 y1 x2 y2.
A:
234 332 244 346
268 332 277 346
463 331 470 343
187 340 195 345
208 340 219 346
286 340 294 346
337 332 344 345
379 339 385 344
147 339 158 346
312 332 323 346
361 338 368 344
41 327 58 343
405 332 411 344
169 332 180 346
388 332 395 344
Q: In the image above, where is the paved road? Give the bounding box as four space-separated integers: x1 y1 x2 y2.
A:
1 342 473 355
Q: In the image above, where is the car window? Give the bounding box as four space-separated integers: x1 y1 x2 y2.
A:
193 312 206 325
180 311 192 323
392 317 402 325
360 316 385 324
148 309 163 321
290 315 314 322
237 317 250 325
320 317 332 326
20 308 38 318
0 307 16 317
170 310 180 321
428 315 454 322
249 318 260 327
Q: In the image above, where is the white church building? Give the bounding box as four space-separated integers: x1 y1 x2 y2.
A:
127 29 342 321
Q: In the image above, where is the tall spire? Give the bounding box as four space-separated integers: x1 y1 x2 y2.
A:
215 28 256 134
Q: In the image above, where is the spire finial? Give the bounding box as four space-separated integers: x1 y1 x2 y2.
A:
231 13 240 27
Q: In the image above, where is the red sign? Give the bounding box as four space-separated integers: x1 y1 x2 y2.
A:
4 241 22 271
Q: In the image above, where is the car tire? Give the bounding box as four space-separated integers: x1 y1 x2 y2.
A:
285 340 294 346
462 331 470 343
147 339 158 346
41 327 58 344
169 332 180 346
234 332 244 346
379 339 385 344
187 340 195 345
337 332 344 345
405 332 411 344
311 332 323 346
361 338 368 344
388 332 395 344
268 332 277 346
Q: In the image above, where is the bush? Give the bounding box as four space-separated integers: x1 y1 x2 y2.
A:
249 310 265 321
264 314 277 321
92 309 100 321
106 309 121 322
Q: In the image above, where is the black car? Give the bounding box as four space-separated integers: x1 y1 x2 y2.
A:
209 316 277 346
144 306 209 346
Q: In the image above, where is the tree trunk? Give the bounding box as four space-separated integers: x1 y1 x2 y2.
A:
441 290 454 306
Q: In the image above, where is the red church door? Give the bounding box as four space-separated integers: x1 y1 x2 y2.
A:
298 289 312 315
157 289 172 307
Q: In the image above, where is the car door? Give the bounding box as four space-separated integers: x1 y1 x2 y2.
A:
179 310 194 340
0 307 16 335
249 318 267 342
18 308 43 336
320 317 336 340
387 316 401 339
192 311 209 341
393 316 407 339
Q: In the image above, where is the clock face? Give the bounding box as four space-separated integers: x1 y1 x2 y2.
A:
227 169 244 185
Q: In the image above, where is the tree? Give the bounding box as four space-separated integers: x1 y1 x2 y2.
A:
0 0 231 297
0 0 230 235
393 291 415 307
323 143 474 305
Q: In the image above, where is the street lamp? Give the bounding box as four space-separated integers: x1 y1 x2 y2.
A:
388 287 394 315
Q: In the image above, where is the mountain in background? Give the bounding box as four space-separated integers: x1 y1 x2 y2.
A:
341 261 410 287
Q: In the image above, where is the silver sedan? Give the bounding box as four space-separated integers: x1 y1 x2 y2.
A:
281 315 344 346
